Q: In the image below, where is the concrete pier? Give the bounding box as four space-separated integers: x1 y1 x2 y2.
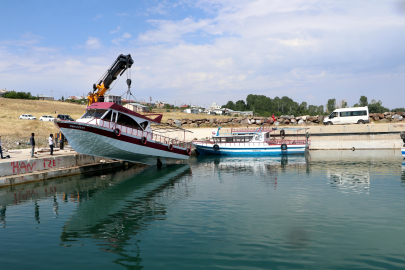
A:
0 146 129 188
181 123 405 150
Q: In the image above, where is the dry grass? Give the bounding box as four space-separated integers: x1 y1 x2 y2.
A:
0 98 86 147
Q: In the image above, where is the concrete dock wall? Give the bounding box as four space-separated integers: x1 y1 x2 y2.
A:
181 123 405 150
0 154 104 177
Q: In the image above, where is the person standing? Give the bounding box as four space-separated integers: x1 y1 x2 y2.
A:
0 135 3 159
49 134 54 155
30 133 35 158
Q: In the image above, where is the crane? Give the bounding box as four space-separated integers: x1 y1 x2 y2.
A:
87 54 134 106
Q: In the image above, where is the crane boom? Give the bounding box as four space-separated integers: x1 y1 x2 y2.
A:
87 54 134 106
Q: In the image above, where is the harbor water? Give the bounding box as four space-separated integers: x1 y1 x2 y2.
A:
1 150 405 269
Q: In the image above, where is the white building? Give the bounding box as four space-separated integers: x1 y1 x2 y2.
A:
104 94 122 105
184 108 199 114
124 102 150 113
209 102 221 110
38 94 54 101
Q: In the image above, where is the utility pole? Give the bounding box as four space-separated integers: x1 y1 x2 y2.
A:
51 90 53 97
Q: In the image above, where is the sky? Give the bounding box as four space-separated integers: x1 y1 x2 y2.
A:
0 0 404 109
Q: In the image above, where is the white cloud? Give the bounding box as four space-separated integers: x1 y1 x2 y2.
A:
110 26 121 34
85 37 101 49
93 14 103 20
122 32 132 39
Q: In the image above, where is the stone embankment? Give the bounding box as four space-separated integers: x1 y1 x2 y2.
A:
166 112 405 128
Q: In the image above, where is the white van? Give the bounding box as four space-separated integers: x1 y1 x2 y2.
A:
323 106 369 125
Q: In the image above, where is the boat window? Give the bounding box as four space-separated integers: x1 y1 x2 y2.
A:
102 110 113 121
94 110 107 118
81 110 95 119
139 121 148 130
266 133 269 138
82 109 106 119
226 137 233 142
244 136 253 142
116 113 143 130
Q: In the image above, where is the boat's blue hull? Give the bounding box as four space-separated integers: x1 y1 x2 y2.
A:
402 147 405 158
194 144 307 156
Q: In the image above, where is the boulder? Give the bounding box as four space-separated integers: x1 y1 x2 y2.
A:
190 123 198 127
298 119 305 125
392 114 404 121
256 120 262 125
167 119 173 125
373 114 379 121
308 116 318 123
274 121 280 126
240 119 249 125
284 119 290 125
250 119 256 124
378 113 384 119
318 115 324 123
295 117 301 121
267 118 274 124
301 116 308 121
181 119 188 124
278 118 284 123
290 119 297 124
380 118 388 123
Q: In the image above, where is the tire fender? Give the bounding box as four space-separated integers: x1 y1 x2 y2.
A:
281 144 287 150
141 136 147 145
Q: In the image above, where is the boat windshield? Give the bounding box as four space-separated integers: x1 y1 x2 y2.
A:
116 112 144 130
81 109 107 119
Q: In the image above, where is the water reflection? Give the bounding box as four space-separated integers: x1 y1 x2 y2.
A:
60 164 193 269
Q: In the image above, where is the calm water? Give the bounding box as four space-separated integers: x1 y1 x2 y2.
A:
1 150 405 269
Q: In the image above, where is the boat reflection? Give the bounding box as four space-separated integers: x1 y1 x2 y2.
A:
60 164 193 268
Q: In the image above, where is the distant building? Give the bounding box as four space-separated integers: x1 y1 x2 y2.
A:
0 89 8 97
184 108 198 114
67 96 85 100
124 102 150 113
104 94 121 105
209 102 221 110
38 94 54 101
122 98 136 104
155 101 171 108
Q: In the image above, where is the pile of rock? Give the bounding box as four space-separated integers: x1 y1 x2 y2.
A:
369 112 404 122
166 115 325 128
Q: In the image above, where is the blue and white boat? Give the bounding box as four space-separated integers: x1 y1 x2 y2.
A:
401 132 405 158
193 126 310 155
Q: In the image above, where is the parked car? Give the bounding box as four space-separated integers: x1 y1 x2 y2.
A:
19 114 37 120
57 114 74 121
39 115 55 121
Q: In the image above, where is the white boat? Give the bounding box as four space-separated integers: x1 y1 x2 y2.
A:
401 131 405 158
54 102 192 165
193 127 309 155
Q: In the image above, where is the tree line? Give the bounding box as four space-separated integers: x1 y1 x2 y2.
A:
2 91 38 100
223 95 404 117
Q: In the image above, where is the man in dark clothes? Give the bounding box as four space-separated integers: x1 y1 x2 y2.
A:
30 133 35 158
0 135 3 159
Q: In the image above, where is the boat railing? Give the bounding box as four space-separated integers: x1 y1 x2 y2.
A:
88 119 192 150
193 139 310 146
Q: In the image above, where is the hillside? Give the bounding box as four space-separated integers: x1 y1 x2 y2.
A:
0 98 86 149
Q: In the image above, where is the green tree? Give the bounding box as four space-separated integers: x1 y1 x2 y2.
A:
235 100 246 111
359 96 368 107
61 96 65 101
327 98 336 113
222 101 235 110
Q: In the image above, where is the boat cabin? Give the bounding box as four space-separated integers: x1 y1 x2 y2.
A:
75 102 161 133
212 132 271 143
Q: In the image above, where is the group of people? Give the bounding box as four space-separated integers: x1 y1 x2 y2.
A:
30 133 55 158
0 133 56 159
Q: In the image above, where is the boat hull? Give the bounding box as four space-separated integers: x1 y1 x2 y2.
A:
57 121 190 165
402 147 405 158
194 143 308 155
